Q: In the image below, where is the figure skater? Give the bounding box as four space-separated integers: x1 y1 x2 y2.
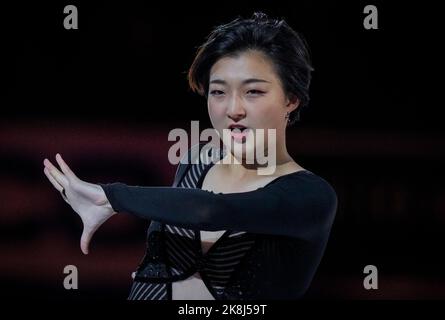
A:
43 12 337 300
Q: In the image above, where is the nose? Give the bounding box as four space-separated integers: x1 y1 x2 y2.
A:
226 94 246 121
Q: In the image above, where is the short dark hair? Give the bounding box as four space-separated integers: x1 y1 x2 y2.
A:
187 12 314 126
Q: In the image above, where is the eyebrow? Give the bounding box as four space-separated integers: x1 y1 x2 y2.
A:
209 78 270 85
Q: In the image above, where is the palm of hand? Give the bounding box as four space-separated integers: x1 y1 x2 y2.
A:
43 154 116 254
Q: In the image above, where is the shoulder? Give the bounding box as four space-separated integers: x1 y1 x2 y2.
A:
275 170 338 229
172 143 200 185
289 170 337 199
273 170 336 196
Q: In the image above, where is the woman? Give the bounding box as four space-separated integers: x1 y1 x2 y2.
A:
43 12 337 300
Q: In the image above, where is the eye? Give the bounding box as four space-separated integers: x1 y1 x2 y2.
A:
247 90 265 96
210 90 225 96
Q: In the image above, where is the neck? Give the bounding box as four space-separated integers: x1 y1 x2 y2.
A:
218 143 293 179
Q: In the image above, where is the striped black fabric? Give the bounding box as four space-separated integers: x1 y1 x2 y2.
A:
127 147 256 300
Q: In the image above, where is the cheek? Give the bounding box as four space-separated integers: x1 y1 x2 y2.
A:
258 90 288 122
251 102 284 127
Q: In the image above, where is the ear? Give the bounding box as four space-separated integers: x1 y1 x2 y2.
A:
285 94 300 113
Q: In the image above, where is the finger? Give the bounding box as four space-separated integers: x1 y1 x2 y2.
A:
61 189 70 203
55 153 78 181
43 158 68 188
80 226 92 255
44 167 64 193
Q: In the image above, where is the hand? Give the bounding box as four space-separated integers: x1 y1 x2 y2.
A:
43 153 116 255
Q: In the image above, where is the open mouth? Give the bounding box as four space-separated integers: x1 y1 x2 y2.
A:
228 124 249 131
228 125 250 143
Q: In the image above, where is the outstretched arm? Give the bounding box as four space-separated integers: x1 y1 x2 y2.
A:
43 153 337 255
99 174 337 240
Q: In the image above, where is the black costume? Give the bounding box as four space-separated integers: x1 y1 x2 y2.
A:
99 143 337 300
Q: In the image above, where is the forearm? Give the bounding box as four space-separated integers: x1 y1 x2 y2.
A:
99 183 227 230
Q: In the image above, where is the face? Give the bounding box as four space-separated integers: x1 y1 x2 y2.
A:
207 50 298 162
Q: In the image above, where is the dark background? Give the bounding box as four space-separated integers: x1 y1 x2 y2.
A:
2 0 444 300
